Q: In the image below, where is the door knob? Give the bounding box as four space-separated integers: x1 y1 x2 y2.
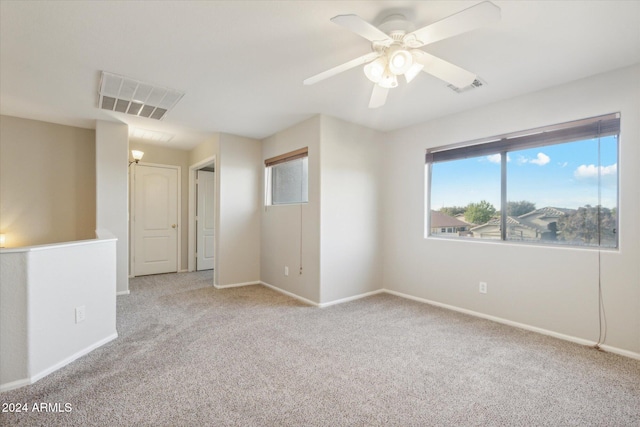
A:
172 224 177 229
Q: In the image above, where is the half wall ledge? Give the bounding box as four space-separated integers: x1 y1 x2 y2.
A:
0 232 118 391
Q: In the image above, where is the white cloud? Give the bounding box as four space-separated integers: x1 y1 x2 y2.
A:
574 163 617 179
486 154 501 164
516 153 548 165
530 152 550 166
558 161 569 168
486 154 510 164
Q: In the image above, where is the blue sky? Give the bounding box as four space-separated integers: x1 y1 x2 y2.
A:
429 136 618 211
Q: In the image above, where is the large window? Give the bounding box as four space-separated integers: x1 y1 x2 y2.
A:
426 113 619 248
265 147 308 205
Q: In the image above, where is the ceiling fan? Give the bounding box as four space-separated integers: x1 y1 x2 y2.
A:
303 1 501 108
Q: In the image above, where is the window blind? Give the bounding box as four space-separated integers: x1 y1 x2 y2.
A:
425 113 620 164
265 147 308 167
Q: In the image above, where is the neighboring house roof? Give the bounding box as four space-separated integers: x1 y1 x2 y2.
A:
517 206 573 232
470 207 573 234
431 211 471 228
455 213 475 225
518 206 572 220
470 215 528 232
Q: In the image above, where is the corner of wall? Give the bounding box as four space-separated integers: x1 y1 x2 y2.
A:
95 120 129 295
318 116 385 304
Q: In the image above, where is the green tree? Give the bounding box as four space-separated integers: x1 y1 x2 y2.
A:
557 205 616 246
439 206 466 217
507 200 536 217
464 200 497 225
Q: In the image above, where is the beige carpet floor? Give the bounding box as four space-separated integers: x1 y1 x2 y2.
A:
1 271 639 426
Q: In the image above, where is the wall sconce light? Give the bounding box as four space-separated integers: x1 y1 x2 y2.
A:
129 150 144 167
0 233 6 248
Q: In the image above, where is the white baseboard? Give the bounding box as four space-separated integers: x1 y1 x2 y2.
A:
30 333 119 384
318 289 386 308
0 378 31 393
116 290 130 296
259 281 319 306
0 332 118 392
383 289 640 361
258 282 385 308
214 281 260 289
598 344 640 361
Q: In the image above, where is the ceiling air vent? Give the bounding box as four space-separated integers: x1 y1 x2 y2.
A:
98 71 184 120
448 78 486 94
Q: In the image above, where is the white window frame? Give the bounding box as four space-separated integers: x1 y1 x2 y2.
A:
425 113 620 249
264 147 309 206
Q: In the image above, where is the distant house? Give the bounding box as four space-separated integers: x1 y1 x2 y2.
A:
455 213 471 224
430 211 472 236
470 216 521 240
470 207 572 241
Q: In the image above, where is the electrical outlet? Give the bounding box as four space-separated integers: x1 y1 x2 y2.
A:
75 306 86 323
479 282 487 294
284 266 289 276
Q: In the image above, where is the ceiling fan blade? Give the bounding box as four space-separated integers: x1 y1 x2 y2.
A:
413 51 476 88
331 14 393 45
404 62 425 84
303 52 380 85
404 1 500 48
368 84 389 109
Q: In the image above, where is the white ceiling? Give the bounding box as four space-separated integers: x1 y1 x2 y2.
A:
1 1 639 150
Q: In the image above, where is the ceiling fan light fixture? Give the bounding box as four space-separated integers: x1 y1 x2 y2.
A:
378 68 398 89
304 2 501 108
388 48 413 75
364 57 387 83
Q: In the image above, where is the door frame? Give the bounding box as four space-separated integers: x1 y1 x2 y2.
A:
188 155 217 285
129 162 181 277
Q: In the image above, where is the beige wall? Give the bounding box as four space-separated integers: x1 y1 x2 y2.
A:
96 120 129 294
0 115 95 247
190 135 219 166
261 116 321 302
382 64 640 355
260 115 384 305
129 141 190 271
319 116 383 303
217 133 261 286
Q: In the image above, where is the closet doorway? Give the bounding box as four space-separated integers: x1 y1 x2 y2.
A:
196 168 215 270
188 156 216 283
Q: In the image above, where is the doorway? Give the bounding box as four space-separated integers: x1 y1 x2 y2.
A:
188 156 216 284
131 164 180 276
196 169 215 270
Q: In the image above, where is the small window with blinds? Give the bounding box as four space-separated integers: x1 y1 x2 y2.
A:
265 147 308 205
426 113 620 248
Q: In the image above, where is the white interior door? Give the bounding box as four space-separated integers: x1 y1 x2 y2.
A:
196 170 215 271
134 165 178 276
